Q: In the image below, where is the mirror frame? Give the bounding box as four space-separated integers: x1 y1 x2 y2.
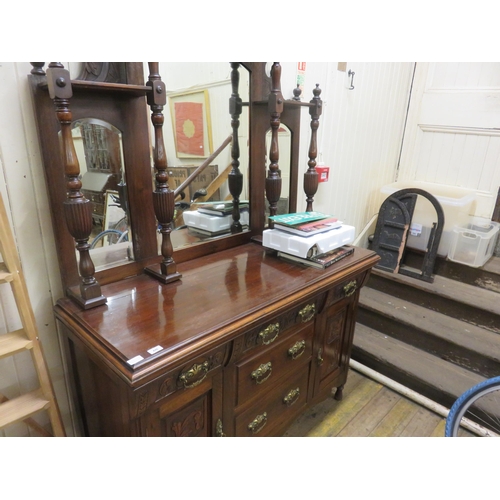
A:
28 62 305 298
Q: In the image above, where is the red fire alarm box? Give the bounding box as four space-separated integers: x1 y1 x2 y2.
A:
316 166 330 183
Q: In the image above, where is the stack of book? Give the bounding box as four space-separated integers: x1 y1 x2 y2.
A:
263 211 355 269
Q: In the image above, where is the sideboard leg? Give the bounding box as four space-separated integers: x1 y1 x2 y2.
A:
333 385 344 401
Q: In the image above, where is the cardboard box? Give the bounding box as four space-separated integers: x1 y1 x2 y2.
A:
168 165 220 201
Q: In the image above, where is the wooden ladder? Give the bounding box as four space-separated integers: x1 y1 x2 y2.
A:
0 193 65 436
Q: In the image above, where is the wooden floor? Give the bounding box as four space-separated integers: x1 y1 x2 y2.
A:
284 368 474 437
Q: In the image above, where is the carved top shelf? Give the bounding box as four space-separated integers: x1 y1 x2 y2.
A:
251 99 314 108
38 79 150 96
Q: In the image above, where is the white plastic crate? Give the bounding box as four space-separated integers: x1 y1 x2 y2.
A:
447 217 500 268
263 225 355 259
183 209 249 235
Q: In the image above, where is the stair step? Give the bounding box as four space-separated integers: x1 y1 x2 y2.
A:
352 323 486 409
402 250 500 294
0 389 51 429
358 287 500 378
0 329 33 359
368 268 500 334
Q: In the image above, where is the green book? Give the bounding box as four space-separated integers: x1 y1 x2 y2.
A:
269 212 331 226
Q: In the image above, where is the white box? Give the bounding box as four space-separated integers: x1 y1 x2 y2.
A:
263 225 355 259
447 217 500 268
183 210 249 235
380 181 477 257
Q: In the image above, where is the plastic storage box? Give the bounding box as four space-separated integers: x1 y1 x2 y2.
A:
263 225 355 259
380 181 477 257
447 217 500 268
183 210 249 235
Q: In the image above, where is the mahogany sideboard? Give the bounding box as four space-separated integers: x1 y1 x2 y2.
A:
55 242 378 437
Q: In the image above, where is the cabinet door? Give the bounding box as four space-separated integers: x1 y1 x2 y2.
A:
140 371 224 437
312 298 355 397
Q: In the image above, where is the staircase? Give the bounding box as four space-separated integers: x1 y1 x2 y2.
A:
352 248 500 410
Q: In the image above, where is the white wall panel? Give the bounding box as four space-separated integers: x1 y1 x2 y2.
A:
286 62 414 243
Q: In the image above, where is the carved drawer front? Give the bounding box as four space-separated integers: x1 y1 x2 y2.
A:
235 322 314 408
324 272 365 309
235 363 310 437
130 343 229 420
242 300 319 355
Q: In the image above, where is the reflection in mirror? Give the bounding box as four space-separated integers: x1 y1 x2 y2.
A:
70 118 133 271
265 123 291 220
156 62 250 251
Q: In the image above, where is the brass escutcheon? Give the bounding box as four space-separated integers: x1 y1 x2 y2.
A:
343 280 358 297
251 362 272 384
259 323 280 345
317 348 324 366
283 388 300 407
216 419 226 437
248 412 268 434
288 340 306 360
179 360 209 389
298 303 315 323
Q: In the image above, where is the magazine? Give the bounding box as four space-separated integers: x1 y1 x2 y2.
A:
273 216 342 236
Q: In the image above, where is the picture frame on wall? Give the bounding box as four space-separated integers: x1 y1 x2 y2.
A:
168 89 213 159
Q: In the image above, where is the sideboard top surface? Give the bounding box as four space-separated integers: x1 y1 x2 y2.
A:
55 242 378 383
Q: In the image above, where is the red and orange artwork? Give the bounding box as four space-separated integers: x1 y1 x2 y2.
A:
174 102 204 156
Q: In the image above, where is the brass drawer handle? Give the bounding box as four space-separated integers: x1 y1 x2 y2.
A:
343 280 358 297
298 303 315 323
288 340 306 360
251 362 272 385
259 323 280 345
179 360 209 389
283 388 300 407
248 412 268 434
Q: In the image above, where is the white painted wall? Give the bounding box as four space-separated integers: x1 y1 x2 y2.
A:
279 62 415 245
0 62 73 436
0 61 413 436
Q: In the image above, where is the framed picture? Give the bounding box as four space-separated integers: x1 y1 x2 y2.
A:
169 89 213 158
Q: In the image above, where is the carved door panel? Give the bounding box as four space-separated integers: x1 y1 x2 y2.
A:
312 298 355 397
140 371 224 437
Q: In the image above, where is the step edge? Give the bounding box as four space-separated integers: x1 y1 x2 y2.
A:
369 268 500 317
353 323 486 395
359 288 500 360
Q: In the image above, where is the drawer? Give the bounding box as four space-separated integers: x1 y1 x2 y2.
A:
235 363 310 436
129 342 229 420
235 322 313 407
241 299 320 356
324 273 365 308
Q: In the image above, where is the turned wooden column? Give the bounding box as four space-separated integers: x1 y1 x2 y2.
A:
228 62 243 233
304 84 323 212
46 62 106 309
144 62 182 284
266 63 284 228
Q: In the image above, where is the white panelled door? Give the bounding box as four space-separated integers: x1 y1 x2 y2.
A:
399 62 500 218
